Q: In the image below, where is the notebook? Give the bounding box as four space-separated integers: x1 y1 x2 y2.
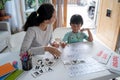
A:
0 73 10 80
0 63 15 77
5 69 24 80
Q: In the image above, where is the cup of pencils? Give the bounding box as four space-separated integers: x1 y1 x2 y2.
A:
20 52 32 71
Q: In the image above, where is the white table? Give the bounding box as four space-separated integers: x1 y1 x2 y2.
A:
0 40 119 80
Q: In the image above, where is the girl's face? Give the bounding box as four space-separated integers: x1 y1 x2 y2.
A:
71 24 81 33
49 11 56 24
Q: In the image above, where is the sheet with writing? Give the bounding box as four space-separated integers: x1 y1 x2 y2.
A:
64 57 106 77
106 53 120 74
93 49 113 64
61 42 92 64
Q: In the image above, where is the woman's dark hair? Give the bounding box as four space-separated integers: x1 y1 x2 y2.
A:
23 3 55 31
70 14 83 26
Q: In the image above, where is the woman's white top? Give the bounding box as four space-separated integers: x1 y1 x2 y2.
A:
20 25 53 55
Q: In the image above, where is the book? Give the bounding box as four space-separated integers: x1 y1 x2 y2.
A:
5 69 24 80
0 63 15 77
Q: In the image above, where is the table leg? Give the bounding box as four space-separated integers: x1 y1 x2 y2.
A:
112 78 117 80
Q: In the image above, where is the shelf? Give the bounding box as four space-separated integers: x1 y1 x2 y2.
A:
0 15 11 21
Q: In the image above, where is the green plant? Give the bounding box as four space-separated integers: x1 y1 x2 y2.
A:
0 0 11 10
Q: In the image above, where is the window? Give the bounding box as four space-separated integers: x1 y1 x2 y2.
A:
21 0 51 22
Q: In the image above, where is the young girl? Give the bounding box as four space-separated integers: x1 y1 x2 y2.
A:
61 14 93 48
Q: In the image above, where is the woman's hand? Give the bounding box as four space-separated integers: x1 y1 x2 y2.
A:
51 41 60 48
45 46 61 57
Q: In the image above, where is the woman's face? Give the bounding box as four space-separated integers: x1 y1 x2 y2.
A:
71 24 81 33
49 11 56 24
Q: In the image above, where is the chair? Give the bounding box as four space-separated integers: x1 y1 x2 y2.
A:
52 27 72 41
0 21 11 52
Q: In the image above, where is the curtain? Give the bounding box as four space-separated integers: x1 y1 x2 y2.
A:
5 0 23 33
56 0 63 27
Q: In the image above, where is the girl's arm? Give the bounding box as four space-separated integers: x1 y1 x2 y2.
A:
87 29 93 42
81 28 93 42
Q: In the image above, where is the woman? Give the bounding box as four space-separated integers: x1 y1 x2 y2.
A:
20 3 61 57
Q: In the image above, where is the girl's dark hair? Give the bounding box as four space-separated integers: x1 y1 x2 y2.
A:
23 3 55 31
70 14 83 26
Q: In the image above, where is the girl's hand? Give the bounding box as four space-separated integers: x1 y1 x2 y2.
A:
80 28 89 32
60 42 67 48
80 28 93 42
45 46 61 57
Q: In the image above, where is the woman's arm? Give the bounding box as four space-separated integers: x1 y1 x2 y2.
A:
28 45 61 57
44 46 61 57
20 28 35 53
